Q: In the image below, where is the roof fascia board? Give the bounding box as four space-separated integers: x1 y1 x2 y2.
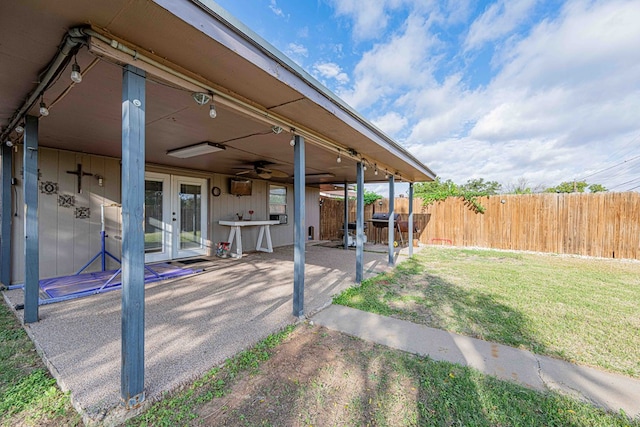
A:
152 0 435 180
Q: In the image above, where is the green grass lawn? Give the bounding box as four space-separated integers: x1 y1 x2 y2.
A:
0 301 80 426
334 246 640 378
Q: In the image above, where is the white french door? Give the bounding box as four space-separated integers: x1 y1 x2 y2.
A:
144 172 208 262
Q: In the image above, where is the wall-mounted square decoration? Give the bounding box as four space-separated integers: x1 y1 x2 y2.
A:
58 194 75 208
40 181 58 195
75 207 90 219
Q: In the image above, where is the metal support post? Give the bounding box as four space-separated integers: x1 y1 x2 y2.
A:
293 135 305 317
23 115 39 323
408 183 414 257
388 175 395 265
121 65 146 408
355 162 364 283
343 181 349 249
1 143 12 286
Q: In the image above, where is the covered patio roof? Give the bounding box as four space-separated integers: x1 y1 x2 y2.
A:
0 0 436 185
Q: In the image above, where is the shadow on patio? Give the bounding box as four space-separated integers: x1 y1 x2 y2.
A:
2 243 399 424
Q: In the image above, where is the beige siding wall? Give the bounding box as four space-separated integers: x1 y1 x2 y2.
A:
7 147 320 283
11 147 122 283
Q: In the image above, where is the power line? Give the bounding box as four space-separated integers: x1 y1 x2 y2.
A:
579 154 640 181
608 176 640 190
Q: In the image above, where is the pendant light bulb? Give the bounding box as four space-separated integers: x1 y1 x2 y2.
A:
209 104 217 119
70 62 82 84
290 136 296 147
15 125 24 134
374 165 378 175
336 150 342 163
39 98 50 117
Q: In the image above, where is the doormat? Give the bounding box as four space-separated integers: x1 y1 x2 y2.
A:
179 258 209 265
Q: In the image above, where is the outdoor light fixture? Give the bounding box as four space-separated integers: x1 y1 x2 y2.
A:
192 92 211 106
362 160 367 171
15 125 24 134
271 125 283 134
209 103 217 119
289 128 296 146
39 97 50 117
167 141 226 158
70 57 82 84
336 150 342 163
5 140 13 147
374 164 378 175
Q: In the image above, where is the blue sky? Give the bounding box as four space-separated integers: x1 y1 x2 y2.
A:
214 0 640 194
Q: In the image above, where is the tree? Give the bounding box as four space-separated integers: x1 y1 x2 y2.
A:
545 180 588 193
507 177 534 194
363 189 383 205
588 183 607 193
460 178 502 195
412 178 459 203
413 177 486 213
544 181 607 193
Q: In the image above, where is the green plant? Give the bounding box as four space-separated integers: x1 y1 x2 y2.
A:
413 177 488 213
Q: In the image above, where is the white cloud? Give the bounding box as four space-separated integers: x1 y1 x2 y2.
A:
463 0 537 51
269 0 286 18
325 0 640 191
340 13 440 109
372 111 408 136
313 62 350 85
329 0 392 40
287 42 308 58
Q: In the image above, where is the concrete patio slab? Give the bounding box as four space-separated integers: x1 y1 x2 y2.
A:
2 243 408 425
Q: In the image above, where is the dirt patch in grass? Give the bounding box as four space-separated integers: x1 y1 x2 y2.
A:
189 324 638 427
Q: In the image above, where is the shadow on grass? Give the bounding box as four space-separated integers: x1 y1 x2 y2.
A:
334 256 548 355
162 325 638 427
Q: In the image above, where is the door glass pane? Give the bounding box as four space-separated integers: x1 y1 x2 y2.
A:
145 180 164 253
180 184 201 250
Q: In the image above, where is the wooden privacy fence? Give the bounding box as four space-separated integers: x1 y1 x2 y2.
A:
319 192 640 260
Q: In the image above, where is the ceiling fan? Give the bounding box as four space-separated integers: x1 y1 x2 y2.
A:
234 161 288 179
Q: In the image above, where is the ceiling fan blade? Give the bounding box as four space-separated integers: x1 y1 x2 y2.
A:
269 169 288 178
235 170 252 175
257 172 272 179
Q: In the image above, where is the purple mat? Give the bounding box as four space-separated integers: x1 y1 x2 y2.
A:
40 263 196 299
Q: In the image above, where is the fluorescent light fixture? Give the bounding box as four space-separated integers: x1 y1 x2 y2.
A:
167 141 225 158
306 173 335 179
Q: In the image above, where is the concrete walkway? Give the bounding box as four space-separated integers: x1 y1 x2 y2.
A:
312 304 640 419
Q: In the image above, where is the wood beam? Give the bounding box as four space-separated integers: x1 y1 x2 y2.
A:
388 175 395 266
293 135 305 317
1 143 12 287
23 115 39 323
120 64 146 408
356 162 364 283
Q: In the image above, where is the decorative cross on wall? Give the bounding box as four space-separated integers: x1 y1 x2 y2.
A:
66 163 93 194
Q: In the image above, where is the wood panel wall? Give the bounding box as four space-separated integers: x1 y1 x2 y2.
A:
320 192 640 260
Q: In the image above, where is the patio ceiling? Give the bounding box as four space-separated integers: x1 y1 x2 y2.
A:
0 0 436 185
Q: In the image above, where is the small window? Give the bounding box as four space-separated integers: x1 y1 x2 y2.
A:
269 185 287 215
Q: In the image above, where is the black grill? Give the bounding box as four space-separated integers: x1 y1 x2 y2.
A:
370 212 400 228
